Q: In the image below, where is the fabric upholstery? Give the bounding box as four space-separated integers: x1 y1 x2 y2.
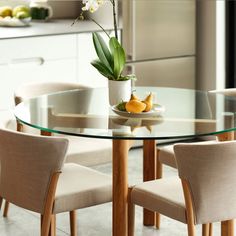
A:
0 128 68 214
158 140 216 169
158 145 177 168
54 163 112 214
174 141 236 224
14 82 112 166
131 177 186 223
65 136 112 166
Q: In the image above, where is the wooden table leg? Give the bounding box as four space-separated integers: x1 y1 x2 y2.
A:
143 140 156 226
112 139 131 236
217 132 234 236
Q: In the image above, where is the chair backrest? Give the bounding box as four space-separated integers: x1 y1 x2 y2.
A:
0 128 68 214
14 81 91 105
174 141 236 224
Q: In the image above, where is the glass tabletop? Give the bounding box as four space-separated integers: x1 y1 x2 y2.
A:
14 87 236 140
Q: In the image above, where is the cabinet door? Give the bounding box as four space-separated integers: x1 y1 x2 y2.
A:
77 33 109 88
131 57 195 89
0 59 77 109
131 0 196 60
0 34 77 110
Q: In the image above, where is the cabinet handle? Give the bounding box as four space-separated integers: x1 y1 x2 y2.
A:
10 57 45 66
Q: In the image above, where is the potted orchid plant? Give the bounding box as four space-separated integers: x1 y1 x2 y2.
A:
74 0 135 105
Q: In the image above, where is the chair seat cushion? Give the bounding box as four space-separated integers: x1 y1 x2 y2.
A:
65 136 112 167
131 177 187 223
159 145 176 168
53 163 112 214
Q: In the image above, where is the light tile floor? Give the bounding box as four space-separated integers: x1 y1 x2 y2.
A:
0 148 221 236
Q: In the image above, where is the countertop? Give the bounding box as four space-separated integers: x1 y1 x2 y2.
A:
0 19 115 40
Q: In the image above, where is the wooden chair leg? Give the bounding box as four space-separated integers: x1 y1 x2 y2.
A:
229 220 234 236
209 223 213 236
155 148 163 229
182 179 195 236
41 214 52 236
41 172 60 236
221 220 234 236
187 223 195 236
202 223 210 236
69 210 77 236
128 187 135 236
3 201 10 217
49 215 56 236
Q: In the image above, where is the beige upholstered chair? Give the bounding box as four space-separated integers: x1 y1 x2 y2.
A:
0 110 17 213
0 128 112 236
157 88 236 171
129 141 236 236
3 81 112 217
14 81 112 167
155 88 236 227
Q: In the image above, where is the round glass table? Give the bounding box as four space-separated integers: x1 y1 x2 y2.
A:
14 87 236 236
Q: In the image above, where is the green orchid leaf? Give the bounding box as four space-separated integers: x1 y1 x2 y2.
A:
109 37 120 55
91 59 114 79
113 45 126 79
92 32 113 73
94 32 113 68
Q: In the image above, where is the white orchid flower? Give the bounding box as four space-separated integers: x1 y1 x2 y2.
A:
82 0 104 13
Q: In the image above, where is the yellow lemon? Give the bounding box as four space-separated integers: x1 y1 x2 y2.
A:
125 100 146 113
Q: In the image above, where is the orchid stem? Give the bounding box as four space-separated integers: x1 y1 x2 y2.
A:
111 0 118 39
90 18 111 39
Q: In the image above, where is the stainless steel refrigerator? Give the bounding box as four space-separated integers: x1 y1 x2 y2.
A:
122 0 196 89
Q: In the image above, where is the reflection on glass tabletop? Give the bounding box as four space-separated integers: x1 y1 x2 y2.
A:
14 87 236 140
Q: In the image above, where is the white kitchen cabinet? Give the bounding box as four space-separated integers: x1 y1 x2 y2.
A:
133 57 195 89
0 35 77 109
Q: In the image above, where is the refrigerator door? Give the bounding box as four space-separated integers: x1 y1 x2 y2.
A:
129 0 196 60
129 56 195 89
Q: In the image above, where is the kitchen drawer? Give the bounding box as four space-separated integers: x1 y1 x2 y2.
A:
0 35 77 63
0 58 77 109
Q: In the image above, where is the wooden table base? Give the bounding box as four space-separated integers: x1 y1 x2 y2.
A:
112 139 131 236
143 140 156 226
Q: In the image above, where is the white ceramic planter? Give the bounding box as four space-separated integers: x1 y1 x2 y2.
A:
108 79 132 106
